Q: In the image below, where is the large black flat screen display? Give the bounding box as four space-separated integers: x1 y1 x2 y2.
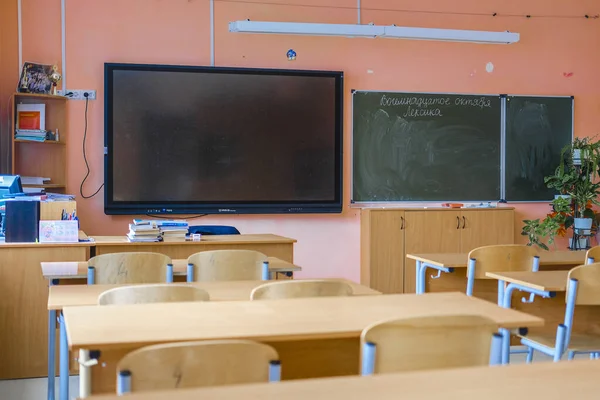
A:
104 63 343 215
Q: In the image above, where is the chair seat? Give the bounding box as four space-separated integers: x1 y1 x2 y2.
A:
520 330 600 352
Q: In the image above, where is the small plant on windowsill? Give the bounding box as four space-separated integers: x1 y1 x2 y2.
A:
522 196 572 250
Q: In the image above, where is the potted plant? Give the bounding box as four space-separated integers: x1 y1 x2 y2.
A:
522 197 571 250
568 178 600 235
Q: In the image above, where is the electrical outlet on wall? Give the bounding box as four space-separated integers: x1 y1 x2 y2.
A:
62 89 96 100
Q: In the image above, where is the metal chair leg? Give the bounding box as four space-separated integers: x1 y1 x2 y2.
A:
268 360 281 382
553 324 567 362
117 370 131 395
186 263 194 282
262 261 270 280
526 347 535 363
361 342 376 376
489 333 503 365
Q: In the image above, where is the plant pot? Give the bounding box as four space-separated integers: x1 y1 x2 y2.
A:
573 149 582 166
569 238 588 250
574 217 593 235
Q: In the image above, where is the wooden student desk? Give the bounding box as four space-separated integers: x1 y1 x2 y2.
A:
0 233 296 381
62 292 543 396
91 234 295 262
48 279 378 310
405 252 598 354
407 251 585 295
41 257 301 281
88 359 600 400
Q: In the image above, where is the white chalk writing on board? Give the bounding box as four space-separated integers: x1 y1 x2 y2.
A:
379 94 493 118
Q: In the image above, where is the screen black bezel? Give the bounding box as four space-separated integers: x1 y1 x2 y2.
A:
104 63 343 215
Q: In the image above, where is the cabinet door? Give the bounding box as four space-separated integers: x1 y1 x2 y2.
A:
460 210 514 253
364 211 405 294
404 211 462 293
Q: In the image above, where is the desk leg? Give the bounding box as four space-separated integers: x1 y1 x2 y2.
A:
79 349 92 398
415 261 423 294
59 313 69 400
47 309 56 400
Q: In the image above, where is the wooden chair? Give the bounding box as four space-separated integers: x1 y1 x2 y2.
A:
585 246 600 264
87 252 173 284
186 250 269 282
250 279 354 300
467 244 539 301
521 263 600 362
116 340 280 394
98 284 210 305
360 315 502 375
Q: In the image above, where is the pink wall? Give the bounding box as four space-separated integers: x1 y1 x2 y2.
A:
0 0 19 173
17 0 600 281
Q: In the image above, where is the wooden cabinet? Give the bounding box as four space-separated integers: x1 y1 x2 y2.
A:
360 210 405 294
361 208 514 294
11 93 68 193
404 211 462 293
460 210 514 252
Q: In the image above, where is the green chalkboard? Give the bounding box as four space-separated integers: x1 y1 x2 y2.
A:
352 91 502 202
505 96 573 201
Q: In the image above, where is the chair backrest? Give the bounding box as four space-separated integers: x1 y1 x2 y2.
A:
467 244 538 279
250 279 354 300
568 263 600 305
188 225 240 235
98 284 210 305
88 252 172 284
116 340 279 393
361 315 497 374
187 250 267 281
585 246 600 264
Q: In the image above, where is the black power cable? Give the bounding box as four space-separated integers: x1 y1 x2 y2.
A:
80 94 104 199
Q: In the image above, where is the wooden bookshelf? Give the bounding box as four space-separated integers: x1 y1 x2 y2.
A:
11 92 68 193
14 139 65 145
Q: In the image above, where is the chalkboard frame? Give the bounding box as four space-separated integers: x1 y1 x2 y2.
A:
351 90 574 205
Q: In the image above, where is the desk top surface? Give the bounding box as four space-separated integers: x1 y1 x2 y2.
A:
48 279 380 310
92 234 296 246
485 271 568 292
86 359 600 400
64 292 543 350
0 234 295 249
406 251 586 268
41 257 301 280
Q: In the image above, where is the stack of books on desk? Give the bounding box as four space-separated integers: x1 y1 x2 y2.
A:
157 220 189 241
127 223 162 242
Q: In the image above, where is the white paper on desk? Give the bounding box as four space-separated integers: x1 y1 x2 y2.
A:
39 220 79 243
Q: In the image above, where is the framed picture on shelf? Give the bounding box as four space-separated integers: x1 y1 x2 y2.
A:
17 62 53 94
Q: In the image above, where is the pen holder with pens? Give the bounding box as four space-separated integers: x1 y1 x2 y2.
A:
61 208 79 228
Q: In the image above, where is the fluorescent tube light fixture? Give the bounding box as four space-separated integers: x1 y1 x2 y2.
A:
381 25 519 44
229 20 384 38
229 20 520 45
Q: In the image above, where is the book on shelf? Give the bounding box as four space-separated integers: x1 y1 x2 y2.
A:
21 176 51 185
16 103 46 131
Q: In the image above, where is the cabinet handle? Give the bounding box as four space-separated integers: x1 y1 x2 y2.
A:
456 216 460 229
462 216 466 229
400 216 405 230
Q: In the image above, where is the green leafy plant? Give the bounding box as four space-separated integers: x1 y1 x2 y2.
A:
544 168 578 195
521 197 571 250
568 178 600 218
